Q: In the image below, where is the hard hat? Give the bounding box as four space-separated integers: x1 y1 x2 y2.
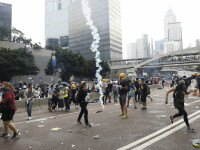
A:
71 84 76 88
81 81 85 84
120 73 125 78
102 79 106 82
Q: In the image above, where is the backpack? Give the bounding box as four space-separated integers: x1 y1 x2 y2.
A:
146 85 150 95
173 85 185 103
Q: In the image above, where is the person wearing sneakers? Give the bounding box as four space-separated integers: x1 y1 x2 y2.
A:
166 79 194 132
127 80 137 109
24 83 38 120
0 82 20 140
119 73 129 119
140 78 148 110
77 82 92 127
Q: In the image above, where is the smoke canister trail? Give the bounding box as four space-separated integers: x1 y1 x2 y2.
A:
81 0 104 109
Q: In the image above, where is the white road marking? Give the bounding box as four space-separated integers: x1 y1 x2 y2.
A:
131 114 200 150
117 110 200 150
14 103 120 125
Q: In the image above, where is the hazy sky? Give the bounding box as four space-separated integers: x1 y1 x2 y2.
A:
1 0 200 59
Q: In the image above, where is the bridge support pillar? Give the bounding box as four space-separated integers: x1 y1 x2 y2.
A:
135 68 144 77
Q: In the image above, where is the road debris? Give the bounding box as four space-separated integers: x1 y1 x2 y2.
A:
93 135 100 139
51 127 62 131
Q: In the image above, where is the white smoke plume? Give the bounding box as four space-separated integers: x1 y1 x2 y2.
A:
81 0 104 109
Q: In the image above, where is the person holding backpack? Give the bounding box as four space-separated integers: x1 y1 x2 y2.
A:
165 79 194 132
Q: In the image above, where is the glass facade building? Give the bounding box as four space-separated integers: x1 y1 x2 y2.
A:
45 0 71 47
0 2 12 32
69 0 122 61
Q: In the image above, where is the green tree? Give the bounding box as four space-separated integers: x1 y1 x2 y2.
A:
45 47 110 81
100 61 110 78
45 53 54 75
0 24 11 41
0 48 39 81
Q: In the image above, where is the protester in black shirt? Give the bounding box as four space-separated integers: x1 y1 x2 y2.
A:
77 82 91 127
140 78 147 110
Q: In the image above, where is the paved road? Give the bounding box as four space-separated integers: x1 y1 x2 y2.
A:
0 85 200 150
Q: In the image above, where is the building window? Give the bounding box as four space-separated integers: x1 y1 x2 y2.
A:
58 0 62 10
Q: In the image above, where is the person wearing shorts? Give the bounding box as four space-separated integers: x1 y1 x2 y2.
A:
0 82 20 140
119 73 128 119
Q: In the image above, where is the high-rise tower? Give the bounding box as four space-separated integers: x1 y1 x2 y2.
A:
68 0 122 61
45 0 71 47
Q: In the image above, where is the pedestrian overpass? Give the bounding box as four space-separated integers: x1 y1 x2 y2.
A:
108 47 200 70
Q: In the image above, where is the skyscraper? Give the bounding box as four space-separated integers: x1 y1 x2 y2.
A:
69 0 122 61
0 2 12 40
127 35 150 59
45 0 71 47
164 8 183 53
137 34 150 58
127 43 137 59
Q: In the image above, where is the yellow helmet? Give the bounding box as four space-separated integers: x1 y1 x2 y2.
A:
71 84 76 88
102 79 106 82
120 73 125 78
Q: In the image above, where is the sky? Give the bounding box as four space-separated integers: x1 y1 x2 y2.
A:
1 0 200 59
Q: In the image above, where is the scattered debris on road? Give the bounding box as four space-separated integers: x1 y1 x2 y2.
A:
93 135 100 139
96 110 103 113
51 127 62 131
72 144 76 148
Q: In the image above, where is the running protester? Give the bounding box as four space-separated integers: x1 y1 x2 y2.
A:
165 79 194 132
140 78 148 110
119 73 129 119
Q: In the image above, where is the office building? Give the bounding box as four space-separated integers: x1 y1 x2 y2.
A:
164 7 183 53
0 2 12 40
45 0 71 47
155 39 165 55
127 43 137 59
196 39 200 47
69 0 122 61
137 34 150 58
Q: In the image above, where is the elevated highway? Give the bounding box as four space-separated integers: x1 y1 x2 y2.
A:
108 47 200 70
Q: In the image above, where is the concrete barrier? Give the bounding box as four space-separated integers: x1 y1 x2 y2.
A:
15 98 48 113
15 83 171 113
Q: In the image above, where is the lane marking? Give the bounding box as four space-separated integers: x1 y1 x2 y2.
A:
131 114 200 150
14 103 120 125
117 110 200 150
14 91 165 125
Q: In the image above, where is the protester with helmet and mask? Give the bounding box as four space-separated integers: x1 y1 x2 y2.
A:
165 79 194 132
0 82 21 140
119 73 129 119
